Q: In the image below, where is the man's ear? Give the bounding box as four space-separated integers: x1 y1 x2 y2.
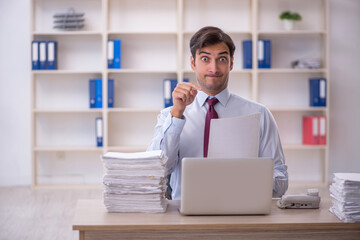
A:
191 56 195 70
230 57 234 70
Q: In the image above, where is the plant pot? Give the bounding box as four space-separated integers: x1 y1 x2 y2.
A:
283 19 294 31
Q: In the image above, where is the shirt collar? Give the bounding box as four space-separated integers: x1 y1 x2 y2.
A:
197 88 230 107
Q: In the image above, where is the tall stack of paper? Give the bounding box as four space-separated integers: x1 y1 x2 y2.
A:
329 173 360 222
101 150 168 213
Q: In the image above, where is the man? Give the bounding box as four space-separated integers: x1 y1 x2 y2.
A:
148 26 288 200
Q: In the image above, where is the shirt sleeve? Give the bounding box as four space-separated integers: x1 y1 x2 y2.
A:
259 107 289 198
147 108 185 174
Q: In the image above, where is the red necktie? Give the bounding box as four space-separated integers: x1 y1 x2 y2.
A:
204 98 219 157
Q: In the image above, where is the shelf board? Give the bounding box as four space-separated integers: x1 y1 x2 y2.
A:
34 109 103 113
258 68 326 73
269 107 328 112
107 146 148 152
283 144 327 150
32 70 102 75
107 69 176 74
258 30 326 35
183 69 252 74
33 31 102 36
108 108 161 113
108 31 177 35
184 30 251 35
34 146 103 152
34 184 103 189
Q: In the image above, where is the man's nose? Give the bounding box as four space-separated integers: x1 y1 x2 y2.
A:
208 60 219 73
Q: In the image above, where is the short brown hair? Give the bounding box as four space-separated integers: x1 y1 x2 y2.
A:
190 26 236 60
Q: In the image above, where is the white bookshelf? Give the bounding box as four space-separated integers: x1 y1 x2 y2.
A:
30 0 330 186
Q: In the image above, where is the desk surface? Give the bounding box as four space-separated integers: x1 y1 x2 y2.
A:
73 186 360 232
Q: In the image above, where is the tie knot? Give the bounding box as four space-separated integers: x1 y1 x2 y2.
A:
206 98 219 107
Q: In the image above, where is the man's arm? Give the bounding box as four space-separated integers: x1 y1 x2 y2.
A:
259 107 289 198
147 82 201 174
147 108 185 174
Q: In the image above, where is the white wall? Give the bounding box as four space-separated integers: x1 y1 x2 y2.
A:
329 0 360 176
0 0 31 185
0 0 359 186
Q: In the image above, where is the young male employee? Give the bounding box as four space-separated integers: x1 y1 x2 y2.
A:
148 26 288 200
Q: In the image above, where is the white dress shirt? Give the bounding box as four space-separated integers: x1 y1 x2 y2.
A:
147 88 288 200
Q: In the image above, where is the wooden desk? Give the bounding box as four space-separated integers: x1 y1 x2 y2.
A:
73 187 360 240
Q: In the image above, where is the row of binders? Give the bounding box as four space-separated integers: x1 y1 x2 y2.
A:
32 41 57 70
87 77 326 109
302 115 326 145
89 79 114 108
89 78 188 109
329 173 360 222
101 150 168 213
243 40 271 69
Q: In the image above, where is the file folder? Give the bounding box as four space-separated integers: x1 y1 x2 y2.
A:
242 40 252 69
39 41 47 70
113 39 121 69
95 78 102 108
319 116 327 145
95 117 103 147
303 116 319 145
108 79 114 108
310 78 327 107
47 41 57 70
89 79 96 108
258 40 271 68
163 78 189 108
107 40 114 69
32 41 39 70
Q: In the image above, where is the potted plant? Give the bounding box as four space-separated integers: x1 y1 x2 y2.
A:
279 11 302 30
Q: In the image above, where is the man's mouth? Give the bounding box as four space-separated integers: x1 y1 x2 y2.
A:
205 74 223 78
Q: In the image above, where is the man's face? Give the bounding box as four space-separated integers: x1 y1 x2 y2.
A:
191 42 233 96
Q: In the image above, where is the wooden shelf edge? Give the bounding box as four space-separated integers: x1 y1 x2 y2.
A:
33 109 103 113
269 107 328 112
283 144 327 150
34 146 103 152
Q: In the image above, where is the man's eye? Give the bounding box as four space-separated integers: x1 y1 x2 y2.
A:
201 56 208 62
219 57 227 62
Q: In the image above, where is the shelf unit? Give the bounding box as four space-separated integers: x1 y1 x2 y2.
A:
30 0 330 186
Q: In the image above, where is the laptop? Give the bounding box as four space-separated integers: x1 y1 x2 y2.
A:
179 157 274 215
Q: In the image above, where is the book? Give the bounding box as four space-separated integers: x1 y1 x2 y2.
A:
302 116 319 145
95 117 103 147
310 78 326 107
47 41 57 70
163 78 189 108
242 40 252 69
108 79 114 108
258 40 271 68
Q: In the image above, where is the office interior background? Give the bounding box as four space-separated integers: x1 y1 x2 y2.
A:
0 0 359 187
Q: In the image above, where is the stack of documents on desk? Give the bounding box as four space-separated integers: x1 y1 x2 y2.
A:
329 173 360 222
101 150 168 213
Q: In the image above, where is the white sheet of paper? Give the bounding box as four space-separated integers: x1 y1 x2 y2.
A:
207 113 261 158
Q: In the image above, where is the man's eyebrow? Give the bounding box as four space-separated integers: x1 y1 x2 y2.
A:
198 51 229 55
